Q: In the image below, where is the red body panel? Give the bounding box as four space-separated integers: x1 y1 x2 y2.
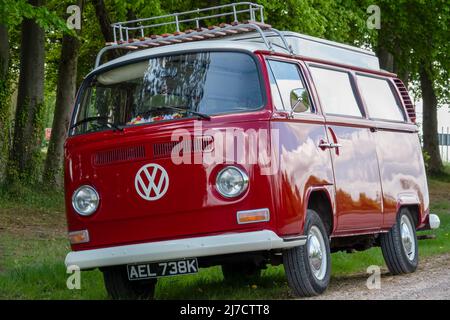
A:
269 114 334 236
65 111 278 250
65 51 429 252
373 126 429 228
325 119 383 232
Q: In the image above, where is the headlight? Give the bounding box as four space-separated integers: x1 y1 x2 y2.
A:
72 185 99 216
216 166 249 198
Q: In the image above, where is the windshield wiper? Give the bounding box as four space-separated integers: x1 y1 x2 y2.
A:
70 116 123 131
156 106 211 120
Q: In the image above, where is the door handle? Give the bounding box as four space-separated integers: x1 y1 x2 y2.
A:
271 111 291 119
330 142 342 148
318 140 342 149
319 141 332 149
325 127 341 155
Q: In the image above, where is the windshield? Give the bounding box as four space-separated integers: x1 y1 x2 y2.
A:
72 51 264 135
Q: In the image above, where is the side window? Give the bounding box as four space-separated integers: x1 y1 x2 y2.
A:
309 66 362 117
267 60 312 113
356 75 405 122
267 64 284 111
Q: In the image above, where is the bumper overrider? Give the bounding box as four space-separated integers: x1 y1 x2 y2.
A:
65 230 307 270
418 213 441 231
428 214 440 229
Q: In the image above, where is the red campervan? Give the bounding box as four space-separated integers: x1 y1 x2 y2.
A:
64 3 440 299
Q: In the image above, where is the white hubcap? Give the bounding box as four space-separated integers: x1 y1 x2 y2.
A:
307 226 327 280
400 215 416 261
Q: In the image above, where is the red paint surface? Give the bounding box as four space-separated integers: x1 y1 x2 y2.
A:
65 52 429 251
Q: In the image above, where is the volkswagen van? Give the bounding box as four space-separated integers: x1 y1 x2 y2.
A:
64 3 440 299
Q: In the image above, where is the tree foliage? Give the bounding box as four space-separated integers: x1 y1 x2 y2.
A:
0 0 449 185
1 0 68 31
371 0 449 173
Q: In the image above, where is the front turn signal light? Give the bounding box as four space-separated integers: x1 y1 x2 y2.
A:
68 230 90 244
237 209 270 224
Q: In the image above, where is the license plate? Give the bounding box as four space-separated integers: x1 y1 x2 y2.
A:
127 258 198 280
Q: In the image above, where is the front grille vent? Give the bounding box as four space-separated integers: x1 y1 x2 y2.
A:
93 145 146 166
153 136 214 158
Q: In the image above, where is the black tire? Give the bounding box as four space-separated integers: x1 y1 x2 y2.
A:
283 209 331 297
221 262 262 283
102 265 157 300
380 208 418 275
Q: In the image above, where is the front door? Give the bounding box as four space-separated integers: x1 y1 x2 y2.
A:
265 58 335 235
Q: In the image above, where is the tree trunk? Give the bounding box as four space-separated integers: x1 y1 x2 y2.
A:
0 24 8 77
91 0 115 42
9 0 46 182
43 3 82 188
376 23 394 73
393 44 409 87
377 47 394 73
0 24 10 181
419 63 442 174
91 0 120 62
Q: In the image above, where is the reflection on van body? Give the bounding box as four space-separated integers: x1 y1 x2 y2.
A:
64 4 436 299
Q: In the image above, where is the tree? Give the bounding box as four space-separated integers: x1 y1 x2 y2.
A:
2 0 448 187
420 62 442 173
372 0 449 174
0 25 7 77
0 0 69 184
9 0 46 182
0 23 10 181
89 0 164 65
90 0 120 64
43 0 83 187
91 0 115 42
413 1 449 174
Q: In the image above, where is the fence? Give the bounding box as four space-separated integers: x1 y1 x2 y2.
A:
438 126 450 163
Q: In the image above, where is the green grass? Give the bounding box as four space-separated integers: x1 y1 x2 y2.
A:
0 176 449 299
0 183 64 212
428 164 450 183
0 214 448 300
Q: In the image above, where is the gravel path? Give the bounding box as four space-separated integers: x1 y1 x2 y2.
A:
307 253 450 300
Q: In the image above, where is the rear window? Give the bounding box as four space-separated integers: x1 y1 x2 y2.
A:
71 51 263 135
356 75 405 122
310 66 362 117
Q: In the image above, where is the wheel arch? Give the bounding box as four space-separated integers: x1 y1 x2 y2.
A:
399 205 420 228
396 193 422 228
305 187 335 236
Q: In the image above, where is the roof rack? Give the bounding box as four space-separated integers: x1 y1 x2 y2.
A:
95 2 293 67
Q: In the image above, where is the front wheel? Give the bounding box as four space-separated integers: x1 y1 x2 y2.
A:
102 265 157 300
380 208 418 275
283 209 331 297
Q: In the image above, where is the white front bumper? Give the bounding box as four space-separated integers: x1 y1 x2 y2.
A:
65 230 306 270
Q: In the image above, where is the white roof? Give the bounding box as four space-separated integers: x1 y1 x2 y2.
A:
90 40 267 76
249 32 379 70
90 31 380 76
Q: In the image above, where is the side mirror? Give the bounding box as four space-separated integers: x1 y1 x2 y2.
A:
290 88 310 114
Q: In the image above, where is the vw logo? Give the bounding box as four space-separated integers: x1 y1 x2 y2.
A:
135 163 169 201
